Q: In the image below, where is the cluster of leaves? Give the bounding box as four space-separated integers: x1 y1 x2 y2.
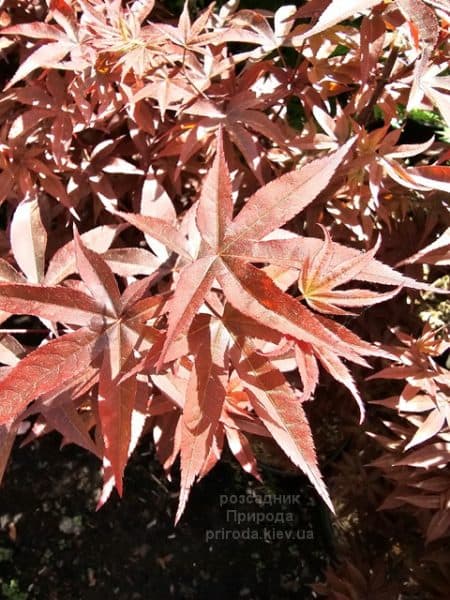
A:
370 323 450 544
310 320 450 598
0 0 447 554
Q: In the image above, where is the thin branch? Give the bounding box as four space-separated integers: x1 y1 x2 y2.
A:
357 45 399 127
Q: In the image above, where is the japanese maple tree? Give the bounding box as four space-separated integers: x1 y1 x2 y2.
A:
0 0 447 554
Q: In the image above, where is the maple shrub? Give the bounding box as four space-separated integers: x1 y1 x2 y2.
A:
0 0 448 544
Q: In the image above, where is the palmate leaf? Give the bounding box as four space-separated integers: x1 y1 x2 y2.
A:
0 230 166 499
297 225 402 315
123 130 362 372
73 240 154 497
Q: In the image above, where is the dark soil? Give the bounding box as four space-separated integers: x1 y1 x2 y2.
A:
0 435 332 600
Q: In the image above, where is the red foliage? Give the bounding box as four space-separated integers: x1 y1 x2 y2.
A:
0 0 447 537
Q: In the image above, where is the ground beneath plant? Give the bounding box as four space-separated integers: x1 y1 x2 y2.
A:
0 435 332 600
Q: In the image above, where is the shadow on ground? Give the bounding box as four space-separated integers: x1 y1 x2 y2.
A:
0 434 332 599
